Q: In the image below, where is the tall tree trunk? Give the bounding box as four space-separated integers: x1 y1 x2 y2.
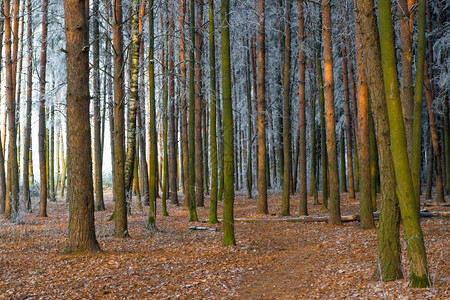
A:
208 0 219 223
221 0 235 246
377 0 430 287
411 0 428 205
340 128 347 193
322 0 340 225
256 0 268 214
93 0 104 211
355 25 375 229
194 0 204 207
161 17 169 216
22 0 33 212
354 0 402 281
148 0 158 228
4 0 19 220
246 40 253 199
63 0 101 253
398 0 414 161
37 0 49 218
424 59 444 203
168 4 179 206
188 0 198 221
281 0 291 217
340 24 355 199
298 1 307 215
113 0 128 236
179 0 190 208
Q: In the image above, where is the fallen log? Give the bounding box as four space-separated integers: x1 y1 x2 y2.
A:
421 203 450 207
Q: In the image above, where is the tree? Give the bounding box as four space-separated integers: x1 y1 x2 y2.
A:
298 1 307 216
148 0 158 228
93 0 105 211
188 0 198 221
22 0 33 212
195 0 204 207
355 24 374 229
378 0 430 287
281 0 291 217
63 0 101 253
256 0 268 215
113 0 128 237
221 0 235 246
355 0 403 282
208 0 219 223
322 0 341 225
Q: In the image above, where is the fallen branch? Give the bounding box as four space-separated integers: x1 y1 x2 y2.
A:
421 203 450 207
189 226 219 231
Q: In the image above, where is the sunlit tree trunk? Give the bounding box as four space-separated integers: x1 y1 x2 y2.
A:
113 0 128 236
378 0 430 287
322 0 340 224
63 0 102 253
355 25 375 229
307 56 318 204
354 0 402 280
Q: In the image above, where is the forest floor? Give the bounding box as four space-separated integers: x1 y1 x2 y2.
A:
0 188 448 299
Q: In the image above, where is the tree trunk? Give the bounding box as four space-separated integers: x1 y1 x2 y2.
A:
161 18 169 216
256 0 268 214
378 0 430 287
340 128 347 193
355 0 403 281
168 5 178 206
246 40 253 199
322 0 340 225
298 1 307 215
113 0 128 236
195 0 204 207
221 0 235 246
281 0 291 217
92 0 104 211
63 0 101 253
22 0 33 212
188 0 198 221
340 25 355 199
316 46 327 210
208 0 218 223
355 25 375 229
179 0 190 209
148 0 158 228
398 0 414 161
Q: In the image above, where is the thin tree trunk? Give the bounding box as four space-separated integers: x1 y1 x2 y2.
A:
208 0 218 223
93 0 104 211
113 0 128 236
281 0 291 217
195 0 204 207
298 1 307 215
256 0 268 214
246 39 253 199
22 0 33 212
188 0 198 221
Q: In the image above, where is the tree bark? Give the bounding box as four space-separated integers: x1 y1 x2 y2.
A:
377 0 430 287
63 0 101 253
221 0 235 246
195 0 204 207
322 0 341 225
